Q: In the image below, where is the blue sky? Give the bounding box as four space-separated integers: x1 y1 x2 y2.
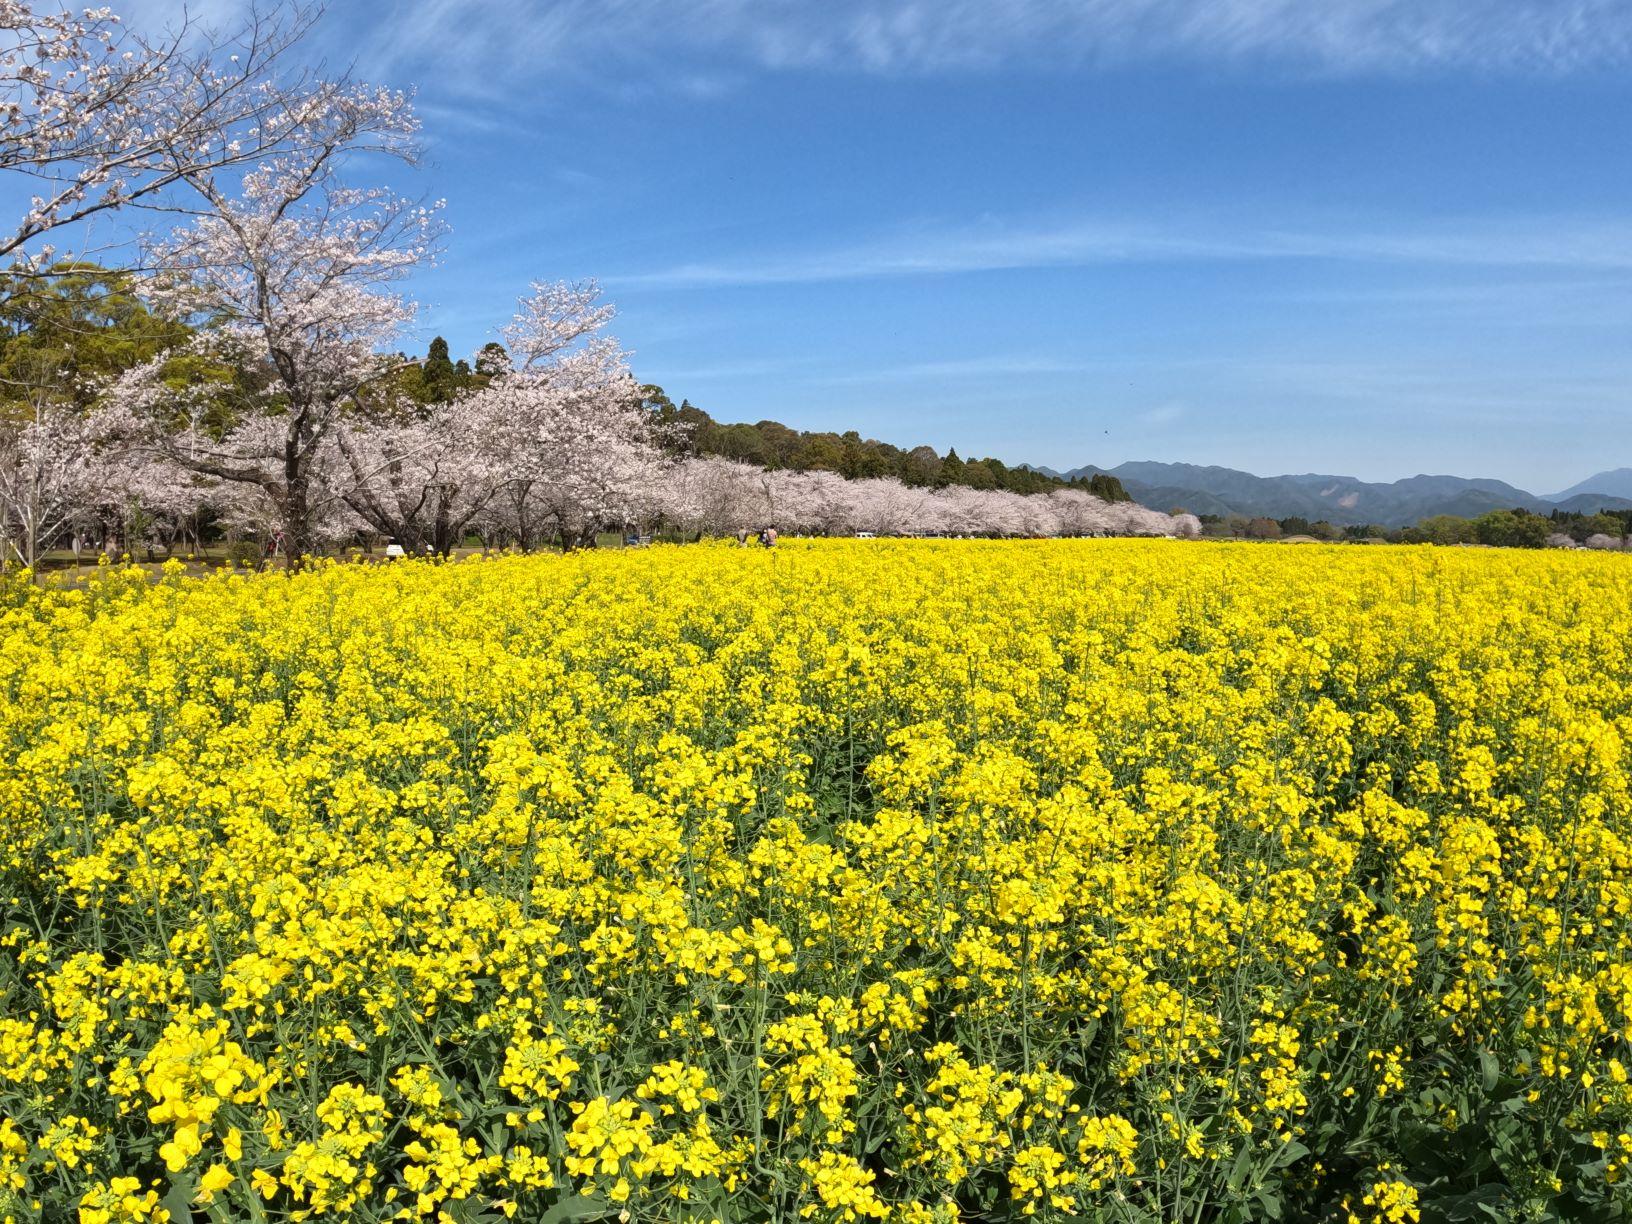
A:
147 1 1632 492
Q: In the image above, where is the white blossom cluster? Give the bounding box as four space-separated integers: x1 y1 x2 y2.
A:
650 455 1199 540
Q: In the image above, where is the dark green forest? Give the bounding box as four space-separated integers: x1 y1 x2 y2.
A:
638 385 1131 499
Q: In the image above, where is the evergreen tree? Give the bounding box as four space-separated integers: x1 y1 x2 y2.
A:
421 336 457 402
0 263 192 418
903 445 942 487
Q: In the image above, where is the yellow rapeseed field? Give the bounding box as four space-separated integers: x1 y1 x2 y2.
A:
2 540 1630 1223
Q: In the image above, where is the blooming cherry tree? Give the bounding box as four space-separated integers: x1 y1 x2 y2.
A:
654 456 772 538
0 394 96 567
647 456 1193 541
0 3 396 267
335 280 671 554
476 282 667 549
335 396 505 555
102 82 434 563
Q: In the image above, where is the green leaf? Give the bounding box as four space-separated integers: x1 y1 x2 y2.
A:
1252 1184 1284 1220
1271 1139 1310 1170
161 1173 198 1222
538 1194 612 1223
1433 1184 1512 1222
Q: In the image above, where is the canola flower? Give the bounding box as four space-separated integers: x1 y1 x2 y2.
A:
1 539 1631 1222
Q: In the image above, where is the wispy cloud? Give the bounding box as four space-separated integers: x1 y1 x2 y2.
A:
1260 276 1632 327
644 357 810 381
142 0 1632 99
606 215 1632 289
816 355 1102 385
1138 401 1187 426
386 1 1632 81
611 222 1257 288
412 101 511 137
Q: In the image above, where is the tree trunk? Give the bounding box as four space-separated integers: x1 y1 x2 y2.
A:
23 506 38 579
432 491 453 557
283 475 311 570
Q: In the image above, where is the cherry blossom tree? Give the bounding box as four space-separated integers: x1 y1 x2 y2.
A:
335 394 512 555
1048 488 1113 536
334 280 671 555
1102 497 1172 536
500 279 616 370
771 468 852 535
0 3 387 269
202 441 358 558
100 79 433 564
473 283 666 550
0 394 95 567
74 436 201 559
1169 512 1203 539
646 456 1195 543
839 477 929 536
486 380 669 550
654 456 773 538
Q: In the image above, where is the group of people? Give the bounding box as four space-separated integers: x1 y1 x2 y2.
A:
735 526 778 548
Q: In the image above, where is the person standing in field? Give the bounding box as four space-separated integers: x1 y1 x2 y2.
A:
736 527 749 546
763 526 778 548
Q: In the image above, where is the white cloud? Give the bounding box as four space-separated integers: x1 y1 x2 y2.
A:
645 357 811 381
606 215 1632 289
402 0 1632 79
124 0 1632 96
1138 401 1187 426
610 222 1258 288
818 355 1101 384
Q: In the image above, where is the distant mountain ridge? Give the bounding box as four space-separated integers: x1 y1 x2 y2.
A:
1549 468 1632 502
1039 461 1632 527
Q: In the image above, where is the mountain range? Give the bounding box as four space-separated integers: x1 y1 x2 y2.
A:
1548 469 1632 502
1024 462 1632 528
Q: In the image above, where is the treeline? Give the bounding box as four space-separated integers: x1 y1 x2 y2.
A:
1196 507 1632 549
640 386 1131 501
391 337 512 404
0 265 1162 567
0 0 1161 572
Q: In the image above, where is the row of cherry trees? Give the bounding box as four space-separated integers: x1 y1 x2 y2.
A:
89 276 665 558
3 275 1197 564
0 0 1194 568
8 404 1198 562
660 456 1200 540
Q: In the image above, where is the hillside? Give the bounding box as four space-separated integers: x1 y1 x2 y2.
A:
1057 461 1632 526
643 386 1132 500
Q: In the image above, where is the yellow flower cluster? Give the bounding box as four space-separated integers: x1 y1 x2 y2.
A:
1 540 1631 1221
